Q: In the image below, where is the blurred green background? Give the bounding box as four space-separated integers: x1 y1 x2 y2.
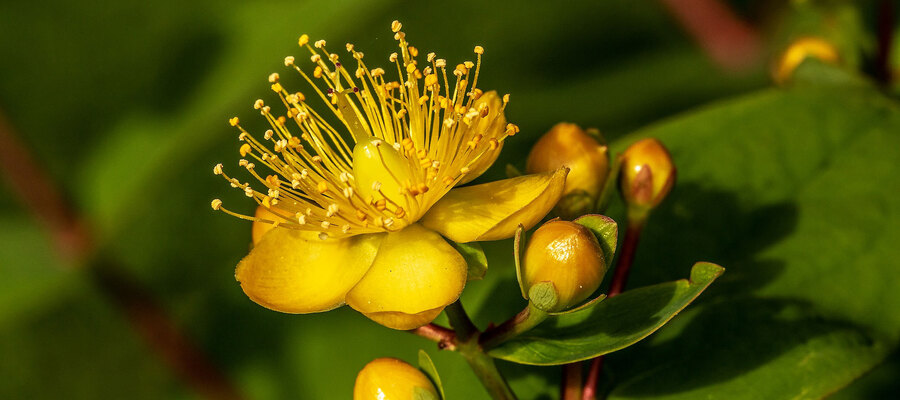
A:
2 0 899 398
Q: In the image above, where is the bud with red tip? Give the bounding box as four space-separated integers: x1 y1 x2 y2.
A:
619 138 675 214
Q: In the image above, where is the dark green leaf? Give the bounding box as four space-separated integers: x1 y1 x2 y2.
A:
488 262 723 365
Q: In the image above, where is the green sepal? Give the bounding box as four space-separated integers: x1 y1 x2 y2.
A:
451 241 488 281
417 349 444 400
573 214 618 266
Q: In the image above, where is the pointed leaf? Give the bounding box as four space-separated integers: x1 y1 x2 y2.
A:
488 262 723 365
418 350 445 400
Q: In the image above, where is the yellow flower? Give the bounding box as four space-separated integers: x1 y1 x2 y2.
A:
211 21 567 330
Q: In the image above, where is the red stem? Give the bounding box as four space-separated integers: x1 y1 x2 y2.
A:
582 218 646 400
659 0 762 71
0 110 91 262
562 363 583 400
0 109 244 400
409 323 457 351
876 0 895 85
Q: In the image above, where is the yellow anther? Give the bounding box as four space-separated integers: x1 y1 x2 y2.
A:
356 209 367 221
253 99 264 110
396 109 407 119
310 54 321 63
329 53 339 62
265 175 280 187
268 73 280 83
372 68 385 77
406 62 417 74
424 74 438 87
464 61 474 69
342 225 351 233
356 67 366 78
435 59 447 68
213 163 224 175
262 196 272 208
472 88 484 99
284 56 295 66
295 92 306 102
416 149 427 159
321 221 331 229
395 207 406 218
402 138 415 151
417 183 429 194
244 187 255 197
314 39 326 49
317 181 328 194
239 143 252 157
276 116 286 126
298 34 309 47
418 95 429 105
390 53 399 62
229 117 240 127
288 136 301 148
503 94 510 103
427 52 436 62
264 129 274 140
506 123 519 136
314 66 323 79
346 43 354 52
474 45 484 55
408 46 418 57
479 106 490 118
443 176 455 185
210 199 223 210
489 138 499 150
375 199 387 211
394 32 405 41
391 20 402 33
271 83 283 93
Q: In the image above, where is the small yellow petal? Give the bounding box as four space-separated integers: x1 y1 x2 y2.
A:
421 168 568 243
458 91 506 185
358 307 445 331
236 229 384 314
346 224 466 328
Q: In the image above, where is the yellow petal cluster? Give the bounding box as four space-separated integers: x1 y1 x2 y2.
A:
213 21 567 329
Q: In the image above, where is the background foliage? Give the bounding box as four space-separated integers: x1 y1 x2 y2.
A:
1 0 898 398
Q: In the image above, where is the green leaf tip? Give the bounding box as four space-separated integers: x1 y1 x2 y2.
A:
417 349 444 399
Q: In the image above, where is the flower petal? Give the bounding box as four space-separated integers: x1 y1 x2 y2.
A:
358 307 446 331
421 167 568 243
458 91 507 185
236 228 384 314
346 224 466 326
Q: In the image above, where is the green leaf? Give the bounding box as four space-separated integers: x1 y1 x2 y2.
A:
572 214 618 266
604 66 900 399
417 350 445 400
488 262 723 365
451 241 488 281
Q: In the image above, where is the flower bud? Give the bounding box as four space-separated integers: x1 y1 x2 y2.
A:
521 220 606 312
526 123 609 219
354 358 439 400
773 37 839 84
619 138 675 212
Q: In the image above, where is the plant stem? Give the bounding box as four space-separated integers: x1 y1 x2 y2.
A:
875 0 895 85
607 215 646 297
561 363 583 400
445 301 518 400
660 0 761 71
582 211 648 400
480 303 547 350
409 323 457 351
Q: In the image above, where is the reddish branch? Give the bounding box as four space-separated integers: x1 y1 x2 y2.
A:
660 0 762 71
0 109 244 400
